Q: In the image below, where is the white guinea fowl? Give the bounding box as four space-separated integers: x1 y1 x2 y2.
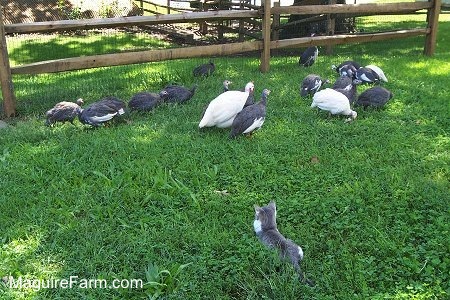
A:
311 88 357 122
365 64 388 82
199 81 255 129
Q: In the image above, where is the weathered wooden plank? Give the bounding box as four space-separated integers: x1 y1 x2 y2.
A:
260 0 271 72
5 10 261 34
272 2 432 15
0 7 16 117
270 28 429 48
11 41 263 75
424 0 441 56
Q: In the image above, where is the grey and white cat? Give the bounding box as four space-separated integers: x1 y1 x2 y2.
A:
253 201 314 286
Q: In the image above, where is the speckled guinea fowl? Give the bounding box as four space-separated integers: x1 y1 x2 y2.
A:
299 46 318 67
193 61 215 77
355 86 393 108
162 84 197 104
230 89 270 138
332 76 352 89
45 98 84 126
78 96 127 127
199 81 254 129
128 90 169 112
300 74 326 97
356 67 380 84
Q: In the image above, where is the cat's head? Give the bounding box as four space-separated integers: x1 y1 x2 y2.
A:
253 201 277 233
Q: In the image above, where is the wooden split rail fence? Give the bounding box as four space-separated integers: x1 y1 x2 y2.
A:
0 0 443 117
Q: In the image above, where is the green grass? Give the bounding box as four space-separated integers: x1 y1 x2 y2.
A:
0 17 449 300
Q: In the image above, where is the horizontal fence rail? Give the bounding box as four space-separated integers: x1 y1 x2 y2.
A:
5 10 261 34
11 40 263 74
271 2 432 15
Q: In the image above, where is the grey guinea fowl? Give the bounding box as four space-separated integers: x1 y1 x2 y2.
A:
299 46 318 67
163 84 197 104
355 86 393 109
230 89 270 138
129 90 169 112
45 98 84 126
300 74 326 97
78 96 126 127
193 61 215 77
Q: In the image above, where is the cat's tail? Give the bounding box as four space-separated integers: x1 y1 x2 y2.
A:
299 273 315 287
295 264 315 287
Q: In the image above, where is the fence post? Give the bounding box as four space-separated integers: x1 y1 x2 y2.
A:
272 2 280 41
0 5 16 117
424 0 441 55
260 0 271 73
326 0 336 55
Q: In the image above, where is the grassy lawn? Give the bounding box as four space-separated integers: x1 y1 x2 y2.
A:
0 14 449 300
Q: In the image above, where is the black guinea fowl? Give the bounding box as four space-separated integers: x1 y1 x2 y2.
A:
230 89 270 138
193 61 215 77
45 98 84 126
78 96 127 127
355 86 393 109
299 46 318 67
162 84 197 104
129 90 169 112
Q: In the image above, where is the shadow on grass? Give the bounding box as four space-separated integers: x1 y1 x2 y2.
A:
7 31 174 65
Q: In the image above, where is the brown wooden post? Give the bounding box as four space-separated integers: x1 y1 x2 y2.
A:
424 0 441 55
326 0 336 55
0 6 16 117
260 0 271 73
167 0 171 14
272 2 280 41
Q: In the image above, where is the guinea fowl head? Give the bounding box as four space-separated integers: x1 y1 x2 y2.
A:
244 81 254 93
76 98 84 106
260 89 271 105
345 111 358 123
223 80 232 91
159 90 169 99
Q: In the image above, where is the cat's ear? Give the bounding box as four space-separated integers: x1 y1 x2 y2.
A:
269 201 276 209
254 204 261 213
